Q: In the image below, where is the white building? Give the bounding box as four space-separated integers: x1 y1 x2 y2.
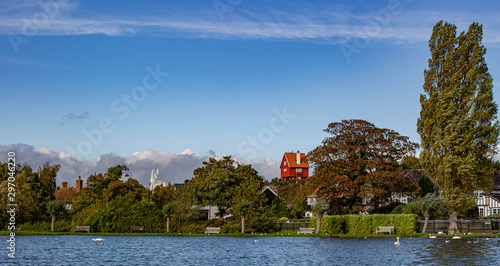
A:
149 169 166 191
475 171 500 217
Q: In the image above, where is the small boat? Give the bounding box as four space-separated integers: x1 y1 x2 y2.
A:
452 236 461 239
91 238 105 241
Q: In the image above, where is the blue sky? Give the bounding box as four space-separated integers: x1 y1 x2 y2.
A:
1 0 500 183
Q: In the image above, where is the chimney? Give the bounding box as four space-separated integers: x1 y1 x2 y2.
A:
76 176 83 193
62 182 68 188
297 150 301 165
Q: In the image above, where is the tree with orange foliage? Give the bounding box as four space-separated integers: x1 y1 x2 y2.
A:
308 119 419 214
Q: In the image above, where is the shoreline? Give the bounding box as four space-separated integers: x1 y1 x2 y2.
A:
2 231 498 238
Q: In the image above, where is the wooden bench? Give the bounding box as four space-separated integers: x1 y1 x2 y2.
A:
297 227 315 234
74 226 90 233
131 226 144 233
376 226 394 235
204 227 221 234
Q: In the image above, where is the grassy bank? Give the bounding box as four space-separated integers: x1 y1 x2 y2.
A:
2 231 498 238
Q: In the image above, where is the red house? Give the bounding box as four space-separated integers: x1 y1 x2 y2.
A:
280 151 310 180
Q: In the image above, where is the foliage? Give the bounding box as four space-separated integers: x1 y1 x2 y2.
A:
415 193 444 219
391 205 404 214
313 198 330 215
267 177 315 208
417 21 500 233
418 175 435 196
86 165 130 194
401 155 421 170
312 214 419 235
162 202 176 217
402 202 419 215
234 200 253 215
244 206 277 233
271 197 289 218
186 156 264 217
47 200 67 216
0 162 61 229
308 119 419 214
374 201 403 214
20 220 73 232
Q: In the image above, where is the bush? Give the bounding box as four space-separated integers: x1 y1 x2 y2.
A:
21 220 73 232
311 214 419 235
322 215 347 234
402 202 419 214
391 205 404 214
221 225 240 234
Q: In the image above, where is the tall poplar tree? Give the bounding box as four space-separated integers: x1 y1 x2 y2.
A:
417 21 499 234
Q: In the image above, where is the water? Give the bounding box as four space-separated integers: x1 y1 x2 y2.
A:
2 235 500 265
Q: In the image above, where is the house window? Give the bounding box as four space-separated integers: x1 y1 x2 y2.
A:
284 169 287 172
284 161 287 166
479 208 484 216
297 168 303 173
494 209 498 215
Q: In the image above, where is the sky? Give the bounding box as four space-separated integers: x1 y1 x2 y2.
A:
1 0 500 186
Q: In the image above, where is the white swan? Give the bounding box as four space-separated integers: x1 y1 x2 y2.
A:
394 237 400 246
429 233 437 239
91 238 105 241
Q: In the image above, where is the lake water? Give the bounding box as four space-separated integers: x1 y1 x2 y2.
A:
2 235 500 265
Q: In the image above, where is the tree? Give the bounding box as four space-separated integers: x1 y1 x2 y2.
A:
418 175 435 196
162 202 176 233
415 193 444 233
308 119 419 213
186 156 264 217
271 197 289 218
312 198 330 234
235 200 253 233
87 165 129 194
417 21 500 234
46 200 66 232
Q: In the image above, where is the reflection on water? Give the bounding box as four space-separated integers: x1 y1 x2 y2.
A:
1 235 499 265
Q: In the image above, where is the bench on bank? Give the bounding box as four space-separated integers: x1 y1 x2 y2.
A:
297 228 315 234
74 226 90 233
204 227 221 234
131 226 145 233
376 226 394 235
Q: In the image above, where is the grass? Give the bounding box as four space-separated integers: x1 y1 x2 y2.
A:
2 231 498 238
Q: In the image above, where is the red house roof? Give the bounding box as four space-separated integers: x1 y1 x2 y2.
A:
282 152 309 168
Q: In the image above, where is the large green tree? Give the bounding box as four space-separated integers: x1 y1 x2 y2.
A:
417 21 499 234
308 119 419 214
186 156 264 217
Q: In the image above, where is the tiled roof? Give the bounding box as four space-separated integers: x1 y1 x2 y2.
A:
54 187 77 203
283 152 309 168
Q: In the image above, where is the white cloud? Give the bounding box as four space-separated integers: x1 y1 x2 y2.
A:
0 144 279 188
1 1 499 45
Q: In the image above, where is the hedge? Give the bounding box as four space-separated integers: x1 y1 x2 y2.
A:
311 214 419 235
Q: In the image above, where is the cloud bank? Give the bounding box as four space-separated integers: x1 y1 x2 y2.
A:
0 144 279 188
